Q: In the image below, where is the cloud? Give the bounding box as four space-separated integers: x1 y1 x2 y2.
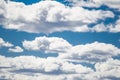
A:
23 36 120 63
91 23 108 32
23 36 72 53
0 0 115 33
0 0 6 25
0 55 120 80
109 17 120 33
93 59 120 80
0 55 93 80
0 37 13 47
59 41 120 63
90 17 120 33
69 0 120 9
93 0 120 9
8 46 24 53
0 37 23 53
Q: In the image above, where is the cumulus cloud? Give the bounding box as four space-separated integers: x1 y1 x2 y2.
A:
0 37 23 53
0 55 93 80
0 37 13 47
90 17 120 33
0 0 6 25
93 59 120 80
93 0 120 9
90 23 108 32
23 36 72 53
68 0 120 9
109 17 120 33
23 36 120 63
0 0 116 33
0 55 120 80
59 41 120 63
8 46 24 53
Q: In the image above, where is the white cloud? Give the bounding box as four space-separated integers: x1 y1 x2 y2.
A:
0 55 120 80
69 0 120 9
23 36 72 53
8 46 24 53
91 23 108 32
0 0 115 33
23 36 120 63
109 17 120 33
0 55 93 80
93 0 120 9
0 0 6 25
93 59 120 80
0 37 23 53
0 37 13 47
59 41 120 63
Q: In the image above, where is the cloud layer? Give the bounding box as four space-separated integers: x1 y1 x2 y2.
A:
0 55 120 80
0 0 120 80
0 0 120 33
23 36 120 63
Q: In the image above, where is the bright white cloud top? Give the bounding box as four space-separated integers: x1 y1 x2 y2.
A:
0 55 120 80
23 36 72 53
23 36 120 63
59 41 120 63
1 0 120 33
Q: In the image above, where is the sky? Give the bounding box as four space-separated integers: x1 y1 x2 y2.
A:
0 0 120 80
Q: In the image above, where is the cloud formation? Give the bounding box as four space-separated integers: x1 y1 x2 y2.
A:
69 0 120 10
0 37 13 47
0 37 23 53
59 41 120 63
23 36 72 53
23 36 120 63
0 0 118 33
0 55 120 80
8 46 23 53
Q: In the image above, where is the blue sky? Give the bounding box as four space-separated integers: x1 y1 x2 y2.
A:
0 0 120 80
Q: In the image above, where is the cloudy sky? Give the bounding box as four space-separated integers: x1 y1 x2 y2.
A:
0 0 120 80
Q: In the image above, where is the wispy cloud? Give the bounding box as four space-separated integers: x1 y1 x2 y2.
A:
0 37 13 47
8 46 23 53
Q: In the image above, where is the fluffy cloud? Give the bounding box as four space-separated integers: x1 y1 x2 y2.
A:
8 46 23 53
59 42 120 63
69 0 120 9
23 36 72 53
0 37 13 47
109 17 120 33
0 55 120 80
23 36 120 63
91 23 108 32
0 0 6 25
93 59 120 80
93 0 120 9
90 17 120 33
0 0 115 33
0 37 23 53
0 55 93 80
